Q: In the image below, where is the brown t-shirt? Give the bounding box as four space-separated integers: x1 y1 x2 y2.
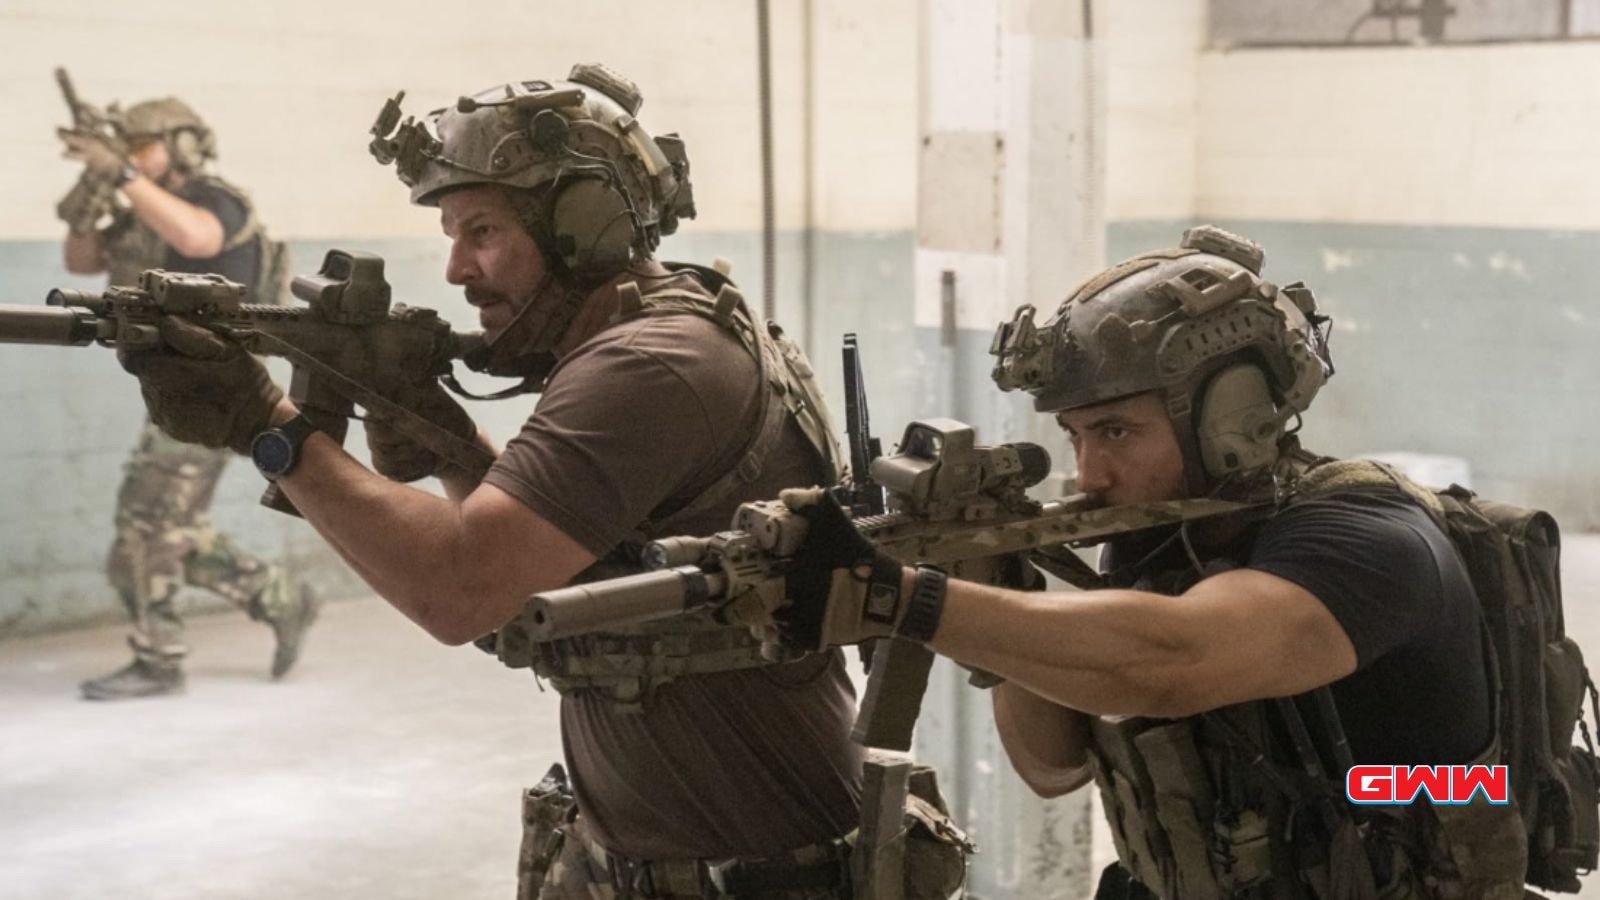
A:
483 275 863 860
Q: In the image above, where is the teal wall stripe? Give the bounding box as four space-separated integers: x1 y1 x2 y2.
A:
3 218 1596 635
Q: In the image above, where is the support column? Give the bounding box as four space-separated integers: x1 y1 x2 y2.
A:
912 1 1105 897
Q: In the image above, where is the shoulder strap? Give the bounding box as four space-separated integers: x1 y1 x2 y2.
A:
1289 457 1445 520
607 278 844 539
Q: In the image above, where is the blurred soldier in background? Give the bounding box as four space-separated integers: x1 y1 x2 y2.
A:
58 94 316 700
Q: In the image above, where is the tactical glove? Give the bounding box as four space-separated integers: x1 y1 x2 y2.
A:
118 317 284 455
363 379 479 483
59 131 126 178
773 486 909 651
57 169 117 234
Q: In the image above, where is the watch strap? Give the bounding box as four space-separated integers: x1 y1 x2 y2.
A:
897 565 948 643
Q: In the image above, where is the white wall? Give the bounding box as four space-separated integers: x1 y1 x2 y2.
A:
808 0 919 231
1197 42 1600 229
1101 0 1206 222
1 0 917 241
1097 5 1600 232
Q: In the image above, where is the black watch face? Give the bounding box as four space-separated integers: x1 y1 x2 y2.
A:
252 431 295 477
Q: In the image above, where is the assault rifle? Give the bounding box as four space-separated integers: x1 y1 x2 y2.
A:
498 417 1268 749
503 414 1265 899
0 249 492 514
53 67 127 234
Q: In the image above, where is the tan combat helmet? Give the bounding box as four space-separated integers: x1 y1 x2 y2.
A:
369 63 695 286
990 226 1334 495
117 97 215 172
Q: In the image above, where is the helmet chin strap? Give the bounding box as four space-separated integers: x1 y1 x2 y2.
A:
448 270 586 400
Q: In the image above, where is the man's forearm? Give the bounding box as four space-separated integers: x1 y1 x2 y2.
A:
122 177 224 258
927 579 1205 717
271 422 513 643
438 429 499 502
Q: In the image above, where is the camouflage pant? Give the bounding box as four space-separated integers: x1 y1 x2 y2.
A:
105 418 292 664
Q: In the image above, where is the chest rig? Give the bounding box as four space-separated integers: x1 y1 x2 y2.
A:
102 175 282 304
505 267 845 709
1087 461 1529 900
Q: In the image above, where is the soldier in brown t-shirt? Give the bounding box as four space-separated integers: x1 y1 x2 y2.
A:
118 66 868 897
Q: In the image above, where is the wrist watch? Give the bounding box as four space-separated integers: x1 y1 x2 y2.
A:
251 414 319 481
113 163 139 188
896 565 949 643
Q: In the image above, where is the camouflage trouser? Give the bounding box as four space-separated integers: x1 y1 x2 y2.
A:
105 418 292 665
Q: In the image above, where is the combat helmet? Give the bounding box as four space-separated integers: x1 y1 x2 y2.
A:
117 98 215 172
369 63 695 286
990 226 1334 494
368 64 696 381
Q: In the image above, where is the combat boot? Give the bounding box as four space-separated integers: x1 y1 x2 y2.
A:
80 658 185 701
268 581 321 679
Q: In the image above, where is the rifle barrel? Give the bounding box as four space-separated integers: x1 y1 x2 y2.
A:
55 67 80 111
0 305 102 345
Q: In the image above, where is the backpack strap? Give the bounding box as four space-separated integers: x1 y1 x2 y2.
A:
1290 457 1445 520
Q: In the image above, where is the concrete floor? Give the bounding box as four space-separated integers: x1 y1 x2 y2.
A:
4 535 1600 900
0 596 562 900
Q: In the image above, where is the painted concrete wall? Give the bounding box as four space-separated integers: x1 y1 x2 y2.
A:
1102 0 1204 223
1196 42 1600 230
1 0 917 241
1185 41 1600 528
0 0 921 636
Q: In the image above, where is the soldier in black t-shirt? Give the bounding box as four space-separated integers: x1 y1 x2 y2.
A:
60 97 314 701
775 227 1521 900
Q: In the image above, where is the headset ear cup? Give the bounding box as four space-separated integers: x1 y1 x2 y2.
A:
550 178 636 279
169 129 201 170
1196 364 1283 479
194 126 216 163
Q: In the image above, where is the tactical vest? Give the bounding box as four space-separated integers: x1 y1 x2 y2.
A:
98 174 289 306
186 174 290 306
520 268 845 708
1088 458 1593 900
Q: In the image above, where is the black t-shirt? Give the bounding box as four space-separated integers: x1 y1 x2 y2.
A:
1108 487 1493 765
1245 488 1492 764
164 178 261 299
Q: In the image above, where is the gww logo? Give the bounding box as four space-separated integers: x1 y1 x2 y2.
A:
1345 765 1510 805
